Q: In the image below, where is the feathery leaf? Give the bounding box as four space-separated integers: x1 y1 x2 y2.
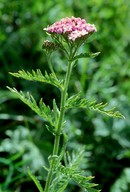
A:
7 87 56 132
52 147 100 192
9 69 63 90
49 174 69 192
72 52 100 61
66 93 125 119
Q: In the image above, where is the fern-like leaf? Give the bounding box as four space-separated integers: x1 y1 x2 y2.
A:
54 147 100 192
66 93 124 119
72 52 100 61
72 174 99 191
49 174 69 192
65 146 85 169
7 87 55 131
9 69 63 90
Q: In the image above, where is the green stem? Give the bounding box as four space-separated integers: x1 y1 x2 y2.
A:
44 60 73 192
48 56 57 78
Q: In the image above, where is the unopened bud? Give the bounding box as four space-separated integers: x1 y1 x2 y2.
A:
42 40 58 53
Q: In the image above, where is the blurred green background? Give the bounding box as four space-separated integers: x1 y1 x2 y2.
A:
0 0 130 191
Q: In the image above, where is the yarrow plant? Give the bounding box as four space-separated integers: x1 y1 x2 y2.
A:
7 16 124 192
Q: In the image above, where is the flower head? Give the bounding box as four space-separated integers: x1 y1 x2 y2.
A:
44 16 97 41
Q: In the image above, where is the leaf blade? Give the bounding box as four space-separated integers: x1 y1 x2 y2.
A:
7 87 56 131
9 69 63 90
66 94 125 119
72 52 100 61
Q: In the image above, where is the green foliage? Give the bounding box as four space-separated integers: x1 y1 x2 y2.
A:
0 126 45 172
0 153 24 192
9 70 63 91
48 174 69 192
7 87 57 134
48 147 100 192
72 52 101 61
0 126 45 192
110 168 130 192
66 93 124 119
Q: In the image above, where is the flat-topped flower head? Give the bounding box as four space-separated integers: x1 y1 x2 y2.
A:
44 16 97 41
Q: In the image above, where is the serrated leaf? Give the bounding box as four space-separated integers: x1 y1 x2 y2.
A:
66 94 125 119
49 174 69 192
48 154 70 192
68 147 85 169
72 174 98 189
46 146 100 192
27 169 44 192
7 87 56 130
54 147 100 192
9 69 63 90
0 90 17 104
72 52 100 61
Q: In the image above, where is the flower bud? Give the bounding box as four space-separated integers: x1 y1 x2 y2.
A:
42 40 58 53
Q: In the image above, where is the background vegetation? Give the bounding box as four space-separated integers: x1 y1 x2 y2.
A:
0 0 130 191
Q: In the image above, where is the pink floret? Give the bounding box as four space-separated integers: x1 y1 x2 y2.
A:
44 16 97 41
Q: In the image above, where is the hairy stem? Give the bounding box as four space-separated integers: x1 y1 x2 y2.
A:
48 56 56 77
44 59 73 192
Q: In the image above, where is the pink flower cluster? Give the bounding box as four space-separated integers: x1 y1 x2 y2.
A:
44 16 97 41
